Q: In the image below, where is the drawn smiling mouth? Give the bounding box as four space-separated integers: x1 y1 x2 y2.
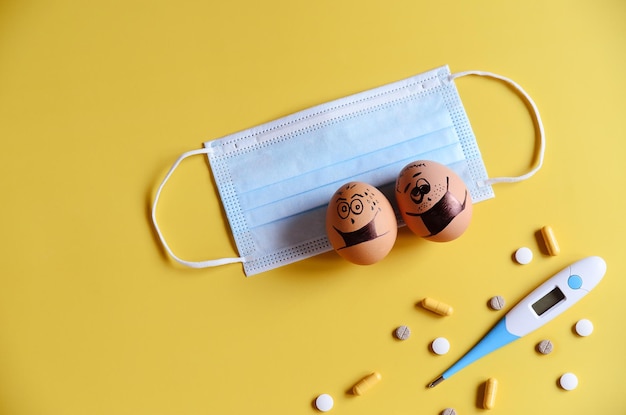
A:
333 212 388 249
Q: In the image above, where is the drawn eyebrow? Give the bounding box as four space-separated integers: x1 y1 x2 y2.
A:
412 172 422 178
351 193 364 199
336 197 347 202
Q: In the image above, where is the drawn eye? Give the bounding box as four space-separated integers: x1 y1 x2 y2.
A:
410 178 431 204
416 178 430 195
337 202 350 219
350 199 364 215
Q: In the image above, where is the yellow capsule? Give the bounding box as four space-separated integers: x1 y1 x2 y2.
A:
483 377 498 409
421 297 454 316
352 372 382 396
541 225 560 256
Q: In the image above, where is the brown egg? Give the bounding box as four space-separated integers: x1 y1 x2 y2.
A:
395 160 472 242
326 182 397 265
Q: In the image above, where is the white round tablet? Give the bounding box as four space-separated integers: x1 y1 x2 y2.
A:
431 337 450 355
515 247 533 265
559 372 578 390
575 319 594 336
315 394 334 412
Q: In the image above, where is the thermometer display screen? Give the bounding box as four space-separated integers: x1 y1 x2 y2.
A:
532 286 566 316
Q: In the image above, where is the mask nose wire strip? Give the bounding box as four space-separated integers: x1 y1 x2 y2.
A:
449 70 545 187
151 148 249 268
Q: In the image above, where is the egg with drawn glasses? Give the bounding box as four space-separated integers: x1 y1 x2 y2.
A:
326 182 397 265
395 160 472 242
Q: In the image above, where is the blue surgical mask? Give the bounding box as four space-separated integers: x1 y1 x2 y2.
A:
151 66 545 276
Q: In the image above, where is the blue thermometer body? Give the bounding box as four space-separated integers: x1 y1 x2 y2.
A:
427 256 607 388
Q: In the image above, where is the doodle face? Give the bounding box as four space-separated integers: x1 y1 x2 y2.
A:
334 184 376 229
395 161 473 242
336 194 364 224
397 162 449 215
326 182 397 265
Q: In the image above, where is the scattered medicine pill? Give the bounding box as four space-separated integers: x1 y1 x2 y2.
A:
489 295 505 310
483 377 498 409
537 339 554 354
541 225 560 256
575 319 594 336
352 372 382 396
394 325 411 340
315 394 334 412
559 373 578 391
515 247 533 265
421 297 454 316
431 337 451 355
442 408 457 415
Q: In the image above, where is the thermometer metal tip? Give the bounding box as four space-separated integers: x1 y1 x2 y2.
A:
427 375 444 388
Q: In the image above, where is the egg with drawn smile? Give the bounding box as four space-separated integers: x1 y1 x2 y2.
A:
326 182 397 265
395 160 472 242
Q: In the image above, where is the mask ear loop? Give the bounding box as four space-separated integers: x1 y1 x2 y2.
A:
151 148 249 268
449 70 545 188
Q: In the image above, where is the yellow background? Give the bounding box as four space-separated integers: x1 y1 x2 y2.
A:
1 0 625 414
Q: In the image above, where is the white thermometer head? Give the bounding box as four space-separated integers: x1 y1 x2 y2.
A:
505 255 605 337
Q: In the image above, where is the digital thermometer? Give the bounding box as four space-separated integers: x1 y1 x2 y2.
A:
427 256 607 388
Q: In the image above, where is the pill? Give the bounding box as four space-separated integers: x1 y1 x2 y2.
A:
352 372 382 396
483 377 498 409
394 325 411 340
489 295 505 310
575 319 594 336
515 247 533 264
441 408 457 415
421 297 454 316
315 394 334 412
559 373 578 390
431 337 451 355
541 225 560 256
537 339 554 354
